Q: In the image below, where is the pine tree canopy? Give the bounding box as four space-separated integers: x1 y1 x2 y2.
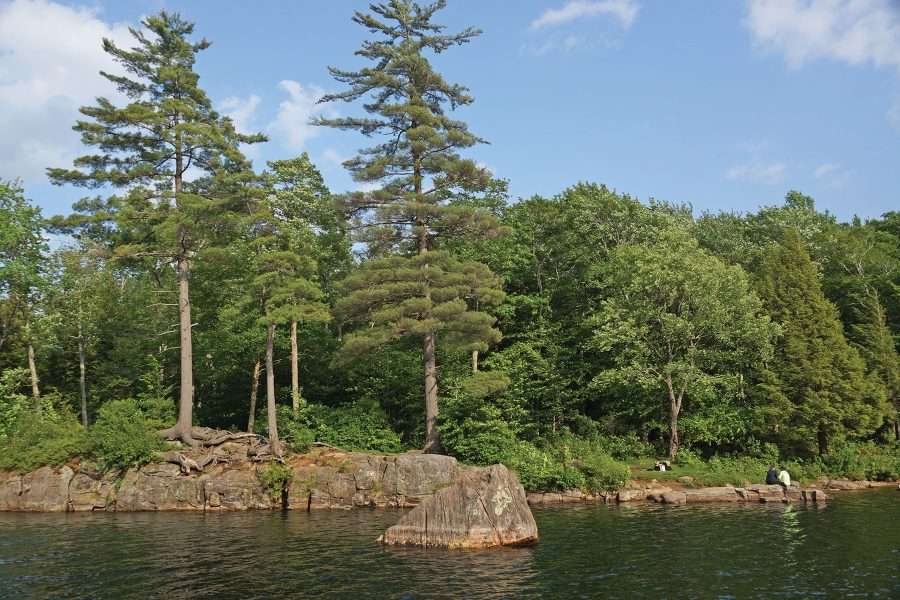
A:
334 250 503 363
757 228 887 454
47 11 265 262
315 0 500 252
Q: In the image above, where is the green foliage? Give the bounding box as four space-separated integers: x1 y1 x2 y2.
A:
756 229 887 455
275 406 315 453
257 461 293 503
89 399 164 470
305 401 404 453
440 400 519 465
0 412 88 472
0 368 29 441
577 449 631 493
502 441 586 492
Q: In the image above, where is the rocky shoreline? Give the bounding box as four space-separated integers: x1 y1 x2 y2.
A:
1 450 893 513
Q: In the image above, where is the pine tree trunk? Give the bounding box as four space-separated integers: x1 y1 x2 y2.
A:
471 349 479 374
423 330 440 454
247 357 261 433
27 338 40 410
172 255 195 444
817 427 829 456
291 320 300 415
415 156 441 454
78 324 87 428
266 323 281 457
162 143 196 445
894 418 899 441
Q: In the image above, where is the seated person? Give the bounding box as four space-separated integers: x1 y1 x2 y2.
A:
777 466 792 489
766 465 779 485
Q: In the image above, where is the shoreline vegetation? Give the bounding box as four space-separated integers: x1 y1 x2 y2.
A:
2 0 900 507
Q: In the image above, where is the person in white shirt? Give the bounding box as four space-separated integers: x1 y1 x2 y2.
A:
777 466 791 489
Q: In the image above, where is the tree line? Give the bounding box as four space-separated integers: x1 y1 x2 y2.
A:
1 2 898 472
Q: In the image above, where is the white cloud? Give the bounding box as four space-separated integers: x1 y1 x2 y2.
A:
530 0 640 30
0 0 132 182
268 80 333 151
220 95 261 135
745 0 900 70
321 148 348 166
888 96 900 131
814 162 839 178
813 162 851 186
726 162 787 184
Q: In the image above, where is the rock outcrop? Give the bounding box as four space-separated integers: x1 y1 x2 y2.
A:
378 464 539 549
0 449 461 513
527 482 828 505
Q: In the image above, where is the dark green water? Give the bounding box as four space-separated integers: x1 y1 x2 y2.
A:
1 489 897 599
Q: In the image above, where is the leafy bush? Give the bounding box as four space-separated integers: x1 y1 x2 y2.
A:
307 401 404 453
814 443 900 481
258 461 293 503
275 406 315 453
578 450 630 492
88 399 164 470
135 357 176 429
502 440 585 492
0 412 88 472
0 368 29 442
439 402 519 465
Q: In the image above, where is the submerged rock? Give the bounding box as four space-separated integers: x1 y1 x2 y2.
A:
378 463 539 549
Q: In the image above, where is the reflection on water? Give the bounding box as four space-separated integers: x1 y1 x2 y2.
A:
0 490 897 599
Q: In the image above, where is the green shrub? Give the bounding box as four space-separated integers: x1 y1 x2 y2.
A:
0 412 88 472
0 368 29 442
502 441 585 492
579 451 630 492
88 399 164 470
439 402 519 465
258 461 293 503
275 406 315 453
307 401 404 453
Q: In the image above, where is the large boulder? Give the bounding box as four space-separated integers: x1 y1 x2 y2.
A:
826 479 869 490
684 486 740 503
288 451 459 510
0 466 74 511
378 464 538 549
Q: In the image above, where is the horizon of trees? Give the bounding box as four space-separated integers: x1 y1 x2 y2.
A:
1 1 898 464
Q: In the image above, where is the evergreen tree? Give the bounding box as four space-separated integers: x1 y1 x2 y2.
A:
318 0 504 452
48 11 264 444
265 155 345 413
756 229 887 455
849 289 900 439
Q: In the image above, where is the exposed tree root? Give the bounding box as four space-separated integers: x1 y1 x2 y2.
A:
156 428 276 474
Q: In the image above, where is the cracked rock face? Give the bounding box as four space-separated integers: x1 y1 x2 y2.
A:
378 463 539 549
0 451 462 512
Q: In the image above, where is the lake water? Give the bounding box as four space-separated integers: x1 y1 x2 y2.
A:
1 489 897 599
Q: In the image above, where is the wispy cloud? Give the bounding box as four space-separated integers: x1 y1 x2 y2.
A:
530 0 640 31
269 80 333 152
814 162 839 178
220 95 261 135
0 0 132 182
814 162 851 187
726 162 786 185
745 0 900 71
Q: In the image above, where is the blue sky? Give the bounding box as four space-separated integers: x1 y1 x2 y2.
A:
2 0 899 221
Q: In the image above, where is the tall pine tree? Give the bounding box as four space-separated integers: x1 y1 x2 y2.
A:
757 229 887 455
318 0 504 452
48 12 264 444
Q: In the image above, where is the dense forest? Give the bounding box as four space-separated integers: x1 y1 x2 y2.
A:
2 1 899 490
